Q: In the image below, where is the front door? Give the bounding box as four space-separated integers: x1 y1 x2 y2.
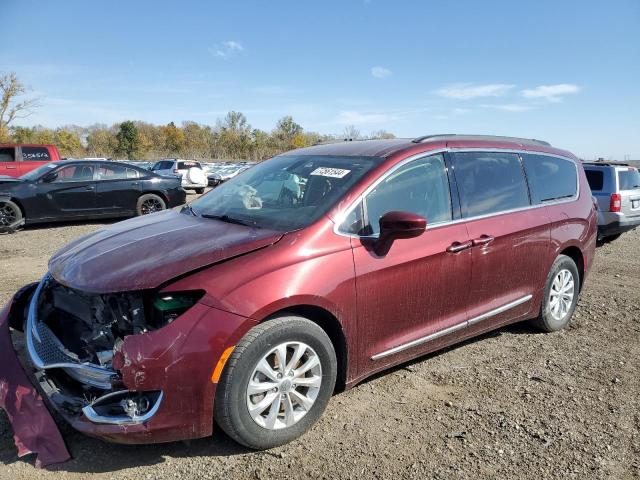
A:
345 153 472 372
33 163 98 219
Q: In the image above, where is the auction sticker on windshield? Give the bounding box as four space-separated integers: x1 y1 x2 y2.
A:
310 167 351 178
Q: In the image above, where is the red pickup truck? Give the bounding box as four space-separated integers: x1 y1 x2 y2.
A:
0 144 61 177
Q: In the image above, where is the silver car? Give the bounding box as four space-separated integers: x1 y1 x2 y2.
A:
583 162 640 242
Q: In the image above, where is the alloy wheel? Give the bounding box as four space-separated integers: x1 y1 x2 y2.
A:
548 268 575 321
140 198 163 215
0 202 18 226
246 341 322 430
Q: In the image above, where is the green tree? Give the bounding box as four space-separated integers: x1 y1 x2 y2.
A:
115 120 140 159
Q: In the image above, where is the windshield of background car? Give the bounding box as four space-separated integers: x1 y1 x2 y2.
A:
19 162 62 181
191 154 381 230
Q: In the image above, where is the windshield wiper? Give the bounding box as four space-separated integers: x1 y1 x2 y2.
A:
201 214 259 227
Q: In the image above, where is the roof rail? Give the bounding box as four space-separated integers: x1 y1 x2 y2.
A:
411 134 551 147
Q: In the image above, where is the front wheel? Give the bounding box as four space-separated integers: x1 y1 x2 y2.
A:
531 254 580 332
214 316 337 449
136 193 166 216
0 200 23 232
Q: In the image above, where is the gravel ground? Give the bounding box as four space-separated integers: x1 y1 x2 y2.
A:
0 211 638 479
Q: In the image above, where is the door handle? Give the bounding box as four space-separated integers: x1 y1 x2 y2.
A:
446 241 472 253
6 165 17 169
472 234 494 246
85 185 95 191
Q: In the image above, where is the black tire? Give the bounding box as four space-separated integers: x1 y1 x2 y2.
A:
215 316 337 450
0 199 23 231
195 187 205 194
604 233 622 243
531 254 580 332
136 193 166 216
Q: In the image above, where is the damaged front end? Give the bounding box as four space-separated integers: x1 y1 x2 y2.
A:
26 274 202 427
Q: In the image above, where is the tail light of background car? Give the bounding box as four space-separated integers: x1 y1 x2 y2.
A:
610 193 621 212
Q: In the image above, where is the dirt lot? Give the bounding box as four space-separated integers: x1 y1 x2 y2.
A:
0 212 638 479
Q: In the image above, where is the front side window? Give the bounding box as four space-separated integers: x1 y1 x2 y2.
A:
191 155 381 231
452 152 530 218
522 154 577 203
618 168 640 190
52 164 95 182
0 147 15 162
22 146 51 161
352 154 452 236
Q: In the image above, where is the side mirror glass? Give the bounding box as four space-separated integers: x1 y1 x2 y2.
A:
375 211 427 255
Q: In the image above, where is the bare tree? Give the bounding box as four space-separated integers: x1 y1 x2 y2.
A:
0 72 41 136
342 125 361 140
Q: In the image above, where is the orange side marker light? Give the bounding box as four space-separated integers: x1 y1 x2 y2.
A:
211 346 235 383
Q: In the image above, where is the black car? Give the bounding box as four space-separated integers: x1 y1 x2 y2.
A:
0 160 186 231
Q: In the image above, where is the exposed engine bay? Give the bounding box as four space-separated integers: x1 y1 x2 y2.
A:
27 274 202 420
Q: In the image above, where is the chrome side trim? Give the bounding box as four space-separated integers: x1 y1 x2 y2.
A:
370 294 533 360
82 391 164 425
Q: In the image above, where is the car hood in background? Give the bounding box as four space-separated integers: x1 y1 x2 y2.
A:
49 209 283 293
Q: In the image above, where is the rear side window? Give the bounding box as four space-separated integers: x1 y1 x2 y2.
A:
522 154 577 203
585 170 604 191
22 146 51 161
618 168 640 190
452 152 530 217
98 164 128 180
0 147 15 162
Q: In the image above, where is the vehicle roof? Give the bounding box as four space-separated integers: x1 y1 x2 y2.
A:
288 135 576 159
582 161 633 168
49 159 148 170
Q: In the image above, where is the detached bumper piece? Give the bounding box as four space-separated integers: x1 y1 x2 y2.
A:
0 294 71 468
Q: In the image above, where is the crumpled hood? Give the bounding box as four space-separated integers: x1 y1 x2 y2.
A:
49 209 283 293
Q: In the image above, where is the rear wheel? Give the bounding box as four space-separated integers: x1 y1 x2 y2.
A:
195 187 205 194
136 193 166 216
214 316 337 449
531 255 580 332
0 200 23 231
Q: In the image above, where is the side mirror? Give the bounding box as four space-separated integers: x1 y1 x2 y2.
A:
42 172 58 183
375 211 427 255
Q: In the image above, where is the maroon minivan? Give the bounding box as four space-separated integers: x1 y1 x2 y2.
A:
1 135 597 457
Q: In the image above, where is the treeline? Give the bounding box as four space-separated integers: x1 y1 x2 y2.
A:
5 112 395 161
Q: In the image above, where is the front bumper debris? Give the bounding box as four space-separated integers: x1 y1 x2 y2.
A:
0 288 71 468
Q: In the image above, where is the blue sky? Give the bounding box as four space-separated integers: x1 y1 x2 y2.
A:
1 0 639 159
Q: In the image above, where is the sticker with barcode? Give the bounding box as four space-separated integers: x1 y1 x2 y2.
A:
310 167 351 178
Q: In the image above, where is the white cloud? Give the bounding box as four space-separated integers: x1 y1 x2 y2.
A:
434 83 515 99
371 66 392 78
521 84 579 102
335 110 394 124
209 40 245 58
481 103 534 112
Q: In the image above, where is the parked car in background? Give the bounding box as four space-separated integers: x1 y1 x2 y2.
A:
583 162 640 242
151 159 208 193
0 144 61 177
2 135 596 452
0 159 186 231
208 163 255 187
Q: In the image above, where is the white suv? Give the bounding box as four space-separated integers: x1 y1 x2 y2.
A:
151 159 208 193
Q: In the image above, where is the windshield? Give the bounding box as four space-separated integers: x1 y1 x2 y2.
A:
20 162 61 181
191 154 381 230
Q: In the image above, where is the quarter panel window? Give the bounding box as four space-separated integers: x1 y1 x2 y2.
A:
522 154 577 203
452 152 530 217
618 168 640 190
362 154 452 235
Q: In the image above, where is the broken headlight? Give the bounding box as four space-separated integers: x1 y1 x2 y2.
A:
152 291 205 327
